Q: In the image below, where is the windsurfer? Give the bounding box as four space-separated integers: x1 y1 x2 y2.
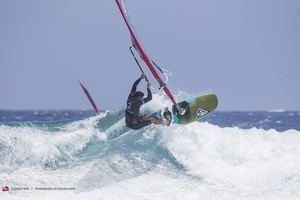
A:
125 74 163 130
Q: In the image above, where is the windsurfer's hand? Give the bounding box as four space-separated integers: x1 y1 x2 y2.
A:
147 82 152 89
140 112 147 119
140 74 145 80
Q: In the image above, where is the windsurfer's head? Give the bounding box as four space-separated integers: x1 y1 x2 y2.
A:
133 91 144 100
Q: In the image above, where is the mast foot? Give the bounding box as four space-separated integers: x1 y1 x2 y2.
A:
175 104 186 116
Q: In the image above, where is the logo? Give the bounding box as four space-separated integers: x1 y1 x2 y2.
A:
2 186 9 192
196 108 209 117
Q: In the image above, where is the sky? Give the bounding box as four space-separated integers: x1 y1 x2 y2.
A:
0 0 299 111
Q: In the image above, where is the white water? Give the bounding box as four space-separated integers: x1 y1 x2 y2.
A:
1 122 300 199
1 95 300 199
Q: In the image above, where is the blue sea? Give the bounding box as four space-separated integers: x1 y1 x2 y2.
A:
1 97 300 200
1 110 299 132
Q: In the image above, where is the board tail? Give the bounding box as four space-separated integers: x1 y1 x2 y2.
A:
78 81 100 114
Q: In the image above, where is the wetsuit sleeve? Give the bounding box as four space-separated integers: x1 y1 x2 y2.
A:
143 88 152 103
129 78 141 96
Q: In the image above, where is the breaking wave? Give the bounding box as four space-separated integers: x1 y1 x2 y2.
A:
1 94 300 199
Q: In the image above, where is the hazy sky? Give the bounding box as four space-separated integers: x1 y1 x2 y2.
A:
0 0 299 111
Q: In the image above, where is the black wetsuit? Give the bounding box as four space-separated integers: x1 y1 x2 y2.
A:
125 78 152 130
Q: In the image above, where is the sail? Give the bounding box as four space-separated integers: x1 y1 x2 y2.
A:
115 0 177 105
78 81 100 114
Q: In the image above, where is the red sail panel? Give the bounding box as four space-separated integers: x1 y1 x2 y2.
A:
78 81 100 114
115 0 177 105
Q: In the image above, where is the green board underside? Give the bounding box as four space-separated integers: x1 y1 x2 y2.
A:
150 93 218 125
172 94 218 124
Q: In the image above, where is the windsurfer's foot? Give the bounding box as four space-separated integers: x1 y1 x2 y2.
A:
151 118 163 125
162 119 171 126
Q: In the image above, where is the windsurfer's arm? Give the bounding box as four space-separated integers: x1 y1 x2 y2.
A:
130 74 145 94
143 83 152 103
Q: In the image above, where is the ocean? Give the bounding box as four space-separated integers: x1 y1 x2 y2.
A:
1 95 300 200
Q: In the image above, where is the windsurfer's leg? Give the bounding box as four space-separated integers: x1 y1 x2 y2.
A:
150 118 163 125
127 119 152 130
